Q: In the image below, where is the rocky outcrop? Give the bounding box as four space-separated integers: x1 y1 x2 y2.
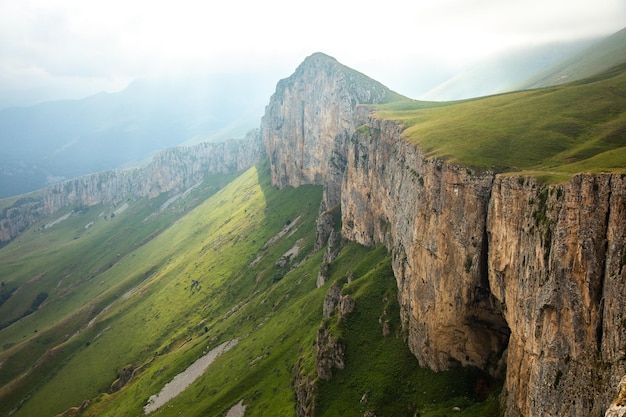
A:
315 321 345 380
292 359 317 417
262 53 626 417
294 279 356 417
316 229 342 287
109 364 137 393
0 131 263 244
489 174 626 416
322 283 342 319
606 376 626 417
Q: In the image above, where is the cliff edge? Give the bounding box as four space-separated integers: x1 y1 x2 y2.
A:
0 130 263 244
262 53 626 417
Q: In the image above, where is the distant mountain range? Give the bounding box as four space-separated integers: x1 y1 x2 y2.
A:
0 72 278 198
0 28 624 199
516 27 626 89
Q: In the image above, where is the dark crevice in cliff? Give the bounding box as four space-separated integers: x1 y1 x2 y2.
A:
479 202 492 291
597 176 613 352
300 101 306 155
469 177 511 378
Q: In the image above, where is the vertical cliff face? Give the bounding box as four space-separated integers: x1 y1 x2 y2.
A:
0 131 263 244
340 118 509 373
262 54 626 416
488 174 626 416
261 52 398 207
261 52 404 271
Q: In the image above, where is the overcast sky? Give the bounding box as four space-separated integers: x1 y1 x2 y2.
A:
0 0 624 104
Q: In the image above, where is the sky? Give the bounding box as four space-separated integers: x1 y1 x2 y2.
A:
0 0 624 105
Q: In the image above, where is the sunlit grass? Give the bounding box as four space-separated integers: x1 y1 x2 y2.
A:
375 63 626 182
1 159 503 417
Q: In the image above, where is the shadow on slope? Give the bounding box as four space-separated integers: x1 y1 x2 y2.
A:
0 160 501 417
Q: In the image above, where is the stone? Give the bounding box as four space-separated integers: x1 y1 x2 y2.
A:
263 53 626 417
605 376 626 417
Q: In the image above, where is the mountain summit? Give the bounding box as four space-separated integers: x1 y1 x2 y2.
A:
0 51 625 417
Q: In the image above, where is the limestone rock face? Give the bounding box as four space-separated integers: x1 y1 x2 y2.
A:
261 52 395 204
262 54 626 417
0 131 263 243
341 118 509 373
488 174 626 417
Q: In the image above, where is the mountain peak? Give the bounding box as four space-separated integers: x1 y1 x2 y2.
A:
284 52 405 105
263 53 404 189
302 51 338 64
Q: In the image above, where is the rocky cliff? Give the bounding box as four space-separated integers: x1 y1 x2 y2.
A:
262 52 626 416
0 130 263 244
2 51 623 416
261 52 401 251
488 174 626 416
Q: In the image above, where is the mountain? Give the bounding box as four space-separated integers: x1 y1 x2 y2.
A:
420 38 598 100
262 53 626 417
0 130 263 244
517 27 626 90
0 72 278 199
1 52 625 417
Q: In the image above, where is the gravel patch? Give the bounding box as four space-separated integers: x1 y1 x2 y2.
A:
225 400 246 417
144 339 238 414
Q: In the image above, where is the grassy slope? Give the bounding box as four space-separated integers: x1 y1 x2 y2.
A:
376 63 626 183
0 161 500 417
0 172 240 411
313 246 500 417
517 27 626 90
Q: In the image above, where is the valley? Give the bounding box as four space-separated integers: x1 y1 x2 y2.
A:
0 37 625 417
0 161 498 417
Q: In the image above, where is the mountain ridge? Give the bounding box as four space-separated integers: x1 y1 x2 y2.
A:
0 50 625 417
516 27 626 90
0 130 263 244
261 52 626 417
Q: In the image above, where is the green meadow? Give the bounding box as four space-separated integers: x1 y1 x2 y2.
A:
376 62 626 183
0 161 499 417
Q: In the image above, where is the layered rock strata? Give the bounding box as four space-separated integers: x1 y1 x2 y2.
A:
0 131 263 243
262 52 626 417
489 174 626 416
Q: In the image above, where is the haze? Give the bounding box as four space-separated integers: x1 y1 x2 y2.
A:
1 0 624 106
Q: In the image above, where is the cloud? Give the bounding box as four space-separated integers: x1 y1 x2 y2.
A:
0 0 623 101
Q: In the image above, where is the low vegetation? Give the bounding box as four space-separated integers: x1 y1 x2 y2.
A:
375 62 626 183
0 160 500 416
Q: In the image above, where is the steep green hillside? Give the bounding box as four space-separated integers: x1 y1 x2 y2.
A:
0 73 276 198
517 27 626 90
376 62 626 183
0 162 498 417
